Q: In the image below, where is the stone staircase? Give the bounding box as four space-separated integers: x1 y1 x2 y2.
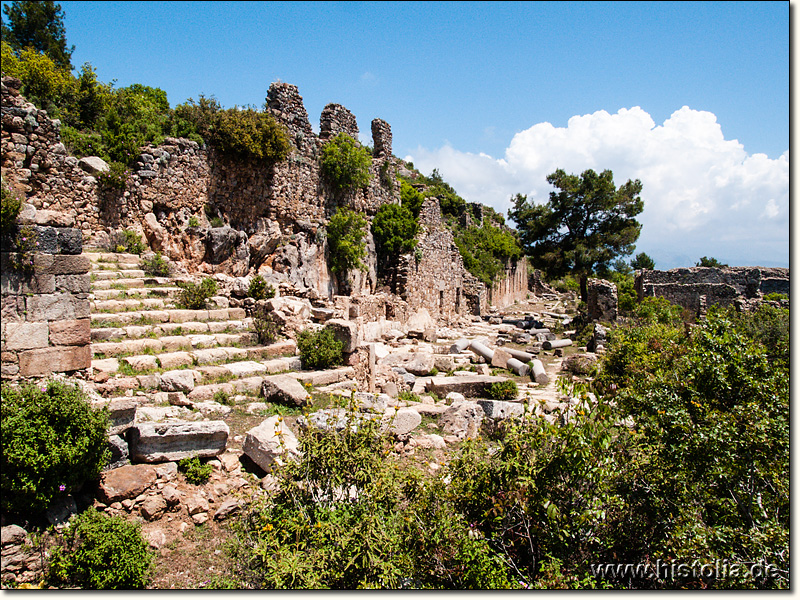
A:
87 252 308 403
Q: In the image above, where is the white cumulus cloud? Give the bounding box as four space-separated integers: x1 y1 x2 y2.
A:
407 107 789 269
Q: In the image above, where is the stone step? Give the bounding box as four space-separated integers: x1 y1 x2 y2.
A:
91 318 252 341
91 278 146 290
87 252 141 264
90 307 247 327
92 332 261 358
92 269 147 280
91 298 174 312
92 287 181 300
91 347 300 397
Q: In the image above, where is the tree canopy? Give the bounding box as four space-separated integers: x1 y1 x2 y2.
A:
2 0 74 70
630 251 655 270
509 168 643 301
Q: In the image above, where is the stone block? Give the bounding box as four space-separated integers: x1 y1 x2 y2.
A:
0 264 55 294
476 399 525 420
57 228 83 255
99 464 158 503
1 292 26 322
26 292 89 321
160 369 196 393
51 254 91 275
383 407 422 436
34 226 58 253
130 420 229 463
18 345 91 376
490 348 512 369
3 321 49 350
325 318 359 353
106 434 130 470
261 374 310 407
48 318 91 346
54 273 91 293
440 401 485 440
243 415 301 471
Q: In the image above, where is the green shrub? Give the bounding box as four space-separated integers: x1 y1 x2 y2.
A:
297 328 343 370
1 380 110 514
211 107 291 164
109 229 146 255
372 203 418 271
213 389 234 406
188 215 200 228
226 405 514 589
248 275 275 300
176 277 218 309
1 180 22 239
320 133 372 193
61 126 108 160
47 509 153 589
632 295 684 325
209 216 224 228
178 456 213 485
253 305 280 345
398 390 420 403
326 207 368 274
399 180 425 219
453 221 522 287
96 161 129 190
763 292 788 302
488 380 518 400
140 252 169 276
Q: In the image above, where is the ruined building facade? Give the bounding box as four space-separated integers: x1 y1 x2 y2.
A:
1 77 529 322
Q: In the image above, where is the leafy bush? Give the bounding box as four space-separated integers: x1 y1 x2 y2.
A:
297 328 343 370
178 456 213 485
371 203 418 273
47 509 153 589
453 221 522 287
734 303 789 370
763 292 788 302
488 380 518 400
326 207 368 274
176 277 218 309
61 125 107 160
253 305 280 345
226 406 513 589
96 161 129 190
1 40 76 117
320 133 372 193
140 252 170 276
188 215 200 228
211 107 291 164
248 275 275 300
109 229 146 255
1 180 23 239
400 180 425 219
1 380 110 513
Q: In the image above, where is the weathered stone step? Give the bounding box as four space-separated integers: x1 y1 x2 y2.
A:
90 307 247 326
87 252 141 264
92 269 147 280
92 287 181 300
91 318 252 341
91 298 174 312
92 332 262 358
92 278 146 290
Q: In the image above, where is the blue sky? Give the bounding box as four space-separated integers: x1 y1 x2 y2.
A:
5 1 789 269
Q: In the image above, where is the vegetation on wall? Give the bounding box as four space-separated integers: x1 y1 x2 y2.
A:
326 207 368 275
371 202 418 279
319 133 372 194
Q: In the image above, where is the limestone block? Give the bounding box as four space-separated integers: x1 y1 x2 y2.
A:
78 156 109 174
130 420 229 463
561 353 599 376
325 319 359 354
383 407 422 436
490 348 512 369
3 321 49 350
99 464 158 503
433 354 456 372
160 369 196 393
476 399 525 420
18 345 90 376
48 318 91 346
379 352 435 376
122 354 159 371
50 254 91 275
242 415 301 471
157 351 194 369
261 374 310 407
425 375 507 398
105 434 129 470
440 401 485 440
54 273 91 293
26 292 89 321
140 495 168 521
32 209 74 228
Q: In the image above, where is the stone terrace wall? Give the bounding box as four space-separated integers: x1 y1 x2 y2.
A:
1 228 91 380
635 266 790 314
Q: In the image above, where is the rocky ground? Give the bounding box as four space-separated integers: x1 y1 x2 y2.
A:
1 252 602 589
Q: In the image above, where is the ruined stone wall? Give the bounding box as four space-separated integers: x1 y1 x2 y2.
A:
635 266 789 314
1 227 91 380
487 257 529 309
397 198 484 320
